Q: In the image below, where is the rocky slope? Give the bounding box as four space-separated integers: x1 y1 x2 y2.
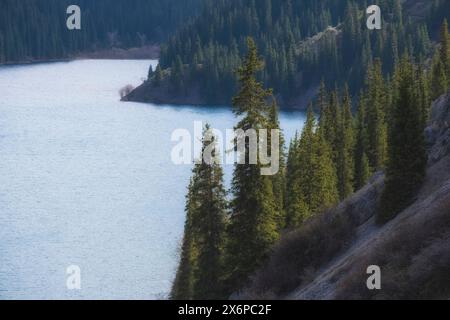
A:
243 91 450 300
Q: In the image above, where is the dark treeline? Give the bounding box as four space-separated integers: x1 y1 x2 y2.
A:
0 0 202 63
171 19 450 299
153 0 449 105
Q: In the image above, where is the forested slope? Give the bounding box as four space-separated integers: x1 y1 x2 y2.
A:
0 0 202 64
242 91 450 300
128 0 450 107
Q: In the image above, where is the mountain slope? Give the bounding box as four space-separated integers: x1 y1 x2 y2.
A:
243 91 450 300
126 0 449 108
0 0 202 64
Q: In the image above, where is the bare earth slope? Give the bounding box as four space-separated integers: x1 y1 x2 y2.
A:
243 91 450 300
289 91 450 300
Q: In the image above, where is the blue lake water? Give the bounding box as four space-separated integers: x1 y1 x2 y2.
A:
0 59 305 299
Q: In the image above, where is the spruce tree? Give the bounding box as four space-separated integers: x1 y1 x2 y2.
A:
378 57 427 224
354 93 371 191
153 64 163 87
320 88 341 161
336 85 355 200
312 129 339 213
285 135 302 228
285 106 315 228
171 125 228 299
268 100 287 231
417 65 431 125
440 19 450 80
298 105 319 213
285 103 338 228
170 182 196 300
365 59 388 170
225 38 280 293
431 52 448 99
191 125 228 299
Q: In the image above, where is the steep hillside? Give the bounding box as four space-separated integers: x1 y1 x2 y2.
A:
242 91 450 300
0 0 202 64
126 0 449 108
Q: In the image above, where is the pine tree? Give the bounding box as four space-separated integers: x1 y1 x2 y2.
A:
285 106 315 228
440 19 450 80
365 59 388 170
170 182 196 300
171 55 185 93
285 102 338 228
336 85 355 200
268 100 287 231
312 130 339 213
417 65 431 125
171 125 228 299
431 52 448 99
378 57 427 224
225 38 280 293
320 87 340 160
354 93 371 190
153 64 163 87
191 125 228 299
430 20 450 99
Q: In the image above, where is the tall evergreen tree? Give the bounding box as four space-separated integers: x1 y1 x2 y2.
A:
336 85 355 200
285 106 315 228
378 57 427 224
171 125 228 299
440 19 450 80
268 101 287 231
430 20 450 99
354 93 371 191
365 59 388 170
225 38 280 293
285 102 338 228
171 182 196 300
431 52 448 99
312 129 339 213
191 126 228 299
153 65 163 87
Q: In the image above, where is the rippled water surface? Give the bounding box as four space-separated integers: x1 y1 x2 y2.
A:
0 60 305 299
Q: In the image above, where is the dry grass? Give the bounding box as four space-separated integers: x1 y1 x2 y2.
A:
244 204 358 298
335 194 450 300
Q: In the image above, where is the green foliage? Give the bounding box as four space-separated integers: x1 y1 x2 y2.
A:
268 101 287 231
354 93 371 190
170 184 196 300
440 19 450 79
153 65 163 87
224 38 281 293
431 20 450 99
158 0 443 105
336 85 355 200
431 54 448 99
365 59 388 170
0 0 202 63
171 12 450 299
378 57 428 224
171 125 228 299
285 104 339 229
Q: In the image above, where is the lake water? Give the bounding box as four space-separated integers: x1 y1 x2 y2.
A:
0 59 305 299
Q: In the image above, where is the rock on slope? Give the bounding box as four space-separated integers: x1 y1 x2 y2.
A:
244 91 450 300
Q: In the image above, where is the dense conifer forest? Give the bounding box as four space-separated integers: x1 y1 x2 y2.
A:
0 0 202 63
171 17 450 298
2 0 450 301
150 0 450 105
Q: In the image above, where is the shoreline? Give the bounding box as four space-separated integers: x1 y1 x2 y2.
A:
0 45 160 66
123 80 314 111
